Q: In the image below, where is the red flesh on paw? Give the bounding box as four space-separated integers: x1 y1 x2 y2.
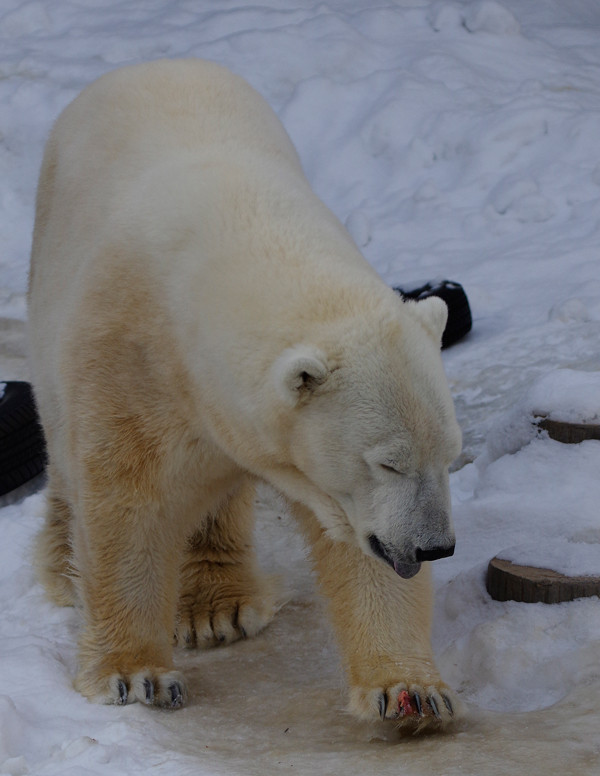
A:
398 690 414 716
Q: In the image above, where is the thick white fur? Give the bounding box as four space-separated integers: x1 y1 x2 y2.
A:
29 59 462 725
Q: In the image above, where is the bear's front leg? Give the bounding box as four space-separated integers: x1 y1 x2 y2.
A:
293 504 461 730
175 479 279 648
71 479 187 709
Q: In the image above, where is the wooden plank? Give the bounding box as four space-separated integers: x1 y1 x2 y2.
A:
486 557 600 604
535 417 600 444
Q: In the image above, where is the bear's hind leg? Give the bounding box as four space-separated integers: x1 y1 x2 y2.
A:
34 466 76 607
175 478 280 649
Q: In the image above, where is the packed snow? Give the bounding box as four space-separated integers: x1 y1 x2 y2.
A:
1 1 600 774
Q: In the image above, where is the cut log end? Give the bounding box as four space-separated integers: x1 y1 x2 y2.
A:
535 417 600 444
486 557 600 604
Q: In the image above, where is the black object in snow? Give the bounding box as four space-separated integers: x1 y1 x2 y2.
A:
394 279 472 349
0 381 47 497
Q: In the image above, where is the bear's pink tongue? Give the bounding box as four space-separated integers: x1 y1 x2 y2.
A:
393 561 421 579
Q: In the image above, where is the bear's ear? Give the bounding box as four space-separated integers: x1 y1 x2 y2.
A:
272 345 329 406
410 296 448 344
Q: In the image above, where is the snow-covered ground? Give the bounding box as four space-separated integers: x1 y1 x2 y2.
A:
1 1 600 773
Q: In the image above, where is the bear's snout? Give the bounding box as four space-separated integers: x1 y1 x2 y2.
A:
368 534 420 578
368 533 455 579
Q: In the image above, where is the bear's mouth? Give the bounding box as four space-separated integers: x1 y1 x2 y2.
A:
368 535 422 580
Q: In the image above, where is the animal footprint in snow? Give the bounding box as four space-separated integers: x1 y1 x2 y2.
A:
482 110 549 167
463 1 520 35
490 177 555 223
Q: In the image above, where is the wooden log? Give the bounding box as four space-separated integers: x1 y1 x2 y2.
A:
486 557 600 604
535 417 600 444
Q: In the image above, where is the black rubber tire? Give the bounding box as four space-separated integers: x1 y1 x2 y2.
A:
0 381 47 497
394 280 472 349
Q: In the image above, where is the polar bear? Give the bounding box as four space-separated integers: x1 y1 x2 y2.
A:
29 59 462 728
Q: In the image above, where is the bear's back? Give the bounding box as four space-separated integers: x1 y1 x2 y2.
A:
52 59 301 175
29 60 308 344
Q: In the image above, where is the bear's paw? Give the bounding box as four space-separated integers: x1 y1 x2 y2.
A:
175 597 278 648
175 562 280 649
349 680 462 731
75 667 188 709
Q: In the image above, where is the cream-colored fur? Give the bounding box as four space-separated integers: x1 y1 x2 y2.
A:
29 59 462 726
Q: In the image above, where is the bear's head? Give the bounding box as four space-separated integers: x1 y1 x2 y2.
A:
268 295 461 579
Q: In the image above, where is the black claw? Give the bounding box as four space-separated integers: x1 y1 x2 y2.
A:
413 692 423 717
117 679 128 705
378 693 388 720
169 682 184 709
233 607 248 639
428 696 441 720
443 695 454 716
144 678 154 704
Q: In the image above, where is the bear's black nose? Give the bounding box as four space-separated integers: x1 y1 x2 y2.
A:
415 544 455 562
